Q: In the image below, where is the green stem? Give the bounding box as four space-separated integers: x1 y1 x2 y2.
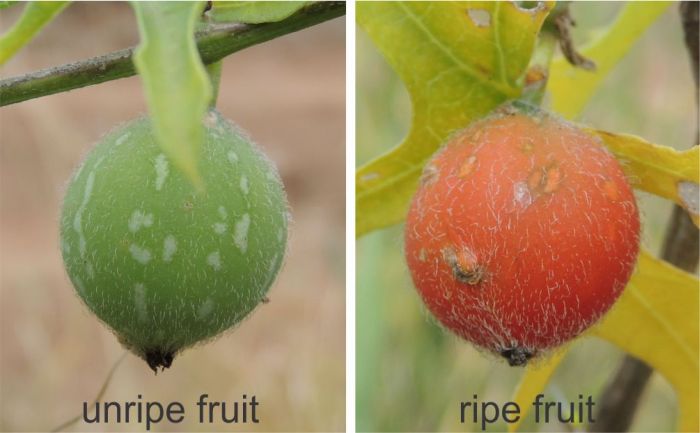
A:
520 29 557 106
0 1 344 107
206 61 223 107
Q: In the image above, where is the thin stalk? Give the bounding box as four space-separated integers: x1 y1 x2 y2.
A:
0 1 344 106
520 29 557 106
50 351 128 432
206 61 223 107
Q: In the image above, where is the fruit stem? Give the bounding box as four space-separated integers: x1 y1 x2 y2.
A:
0 1 345 106
49 351 128 432
206 60 222 107
519 29 557 106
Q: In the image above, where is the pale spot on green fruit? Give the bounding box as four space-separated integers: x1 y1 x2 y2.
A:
60 110 288 372
128 210 154 233
206 251 221 271
227 151 238 164
233 213 251 253
212 222 227 234
129 244 152 264
162 235 177 262
240 175 249 195
154 153 169 191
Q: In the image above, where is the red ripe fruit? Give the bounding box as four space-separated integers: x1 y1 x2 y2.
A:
404 104 640 366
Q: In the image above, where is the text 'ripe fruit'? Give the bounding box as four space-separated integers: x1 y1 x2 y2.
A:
60 110 288 372
404 103 640 366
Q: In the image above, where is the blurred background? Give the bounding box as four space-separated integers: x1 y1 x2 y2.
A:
356 2 695 432
0 2 345 431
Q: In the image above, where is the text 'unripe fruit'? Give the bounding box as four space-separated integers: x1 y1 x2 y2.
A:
60 110 288 372
404 103 640 366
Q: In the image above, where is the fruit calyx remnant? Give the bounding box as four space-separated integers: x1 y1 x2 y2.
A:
145 349 175 374
500 347 535 367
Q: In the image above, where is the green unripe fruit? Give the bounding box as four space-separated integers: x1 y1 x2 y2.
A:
60 110 288 372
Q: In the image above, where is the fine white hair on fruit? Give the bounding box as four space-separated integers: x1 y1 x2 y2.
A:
60 110 289 371
134 283 148 322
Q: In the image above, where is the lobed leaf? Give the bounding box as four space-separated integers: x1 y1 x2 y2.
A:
548 2 672 119
356 1 552 237
131 1 212 191
591 250 699 432
590 129 700 226
209 1 310 24
0 1 69 66
511 250 699 432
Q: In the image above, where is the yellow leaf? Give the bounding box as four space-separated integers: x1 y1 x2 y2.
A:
549 2 672 119
589 129 699 225
592 250 699 432
356 1 552 237
508 349 568 432
511 250 699 431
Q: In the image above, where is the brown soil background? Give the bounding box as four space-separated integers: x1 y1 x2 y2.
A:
0 3 345 431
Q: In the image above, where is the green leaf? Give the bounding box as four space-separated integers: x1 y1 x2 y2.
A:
209 1 310 24
589 129 700 225
356 1 552 237
0 1 69 65
0 1 20 10
548 2 672 119
131 1 212 191
511 250 700 432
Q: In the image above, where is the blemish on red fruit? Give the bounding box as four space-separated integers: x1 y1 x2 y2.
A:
420 164 440 186
405 103 640 366
543 164 562 193
458 156 478 178
442 246 485 285
604 179 620 201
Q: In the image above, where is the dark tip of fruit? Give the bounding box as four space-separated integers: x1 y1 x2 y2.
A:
500 347 534 367
145 350 175 374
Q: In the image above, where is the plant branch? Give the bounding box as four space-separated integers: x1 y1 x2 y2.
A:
591 2 699 432
521 29 558 106
0 1 344 107
546 3 596 71
50 351 128 432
